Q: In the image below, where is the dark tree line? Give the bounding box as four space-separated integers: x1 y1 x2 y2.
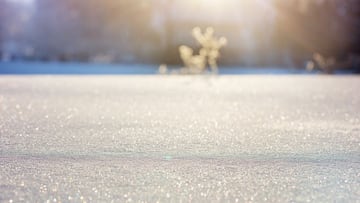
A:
273 0 360 69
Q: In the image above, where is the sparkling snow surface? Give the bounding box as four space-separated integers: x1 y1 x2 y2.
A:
0 76 359 202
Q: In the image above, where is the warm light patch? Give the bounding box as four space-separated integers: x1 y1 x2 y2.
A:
172 0 276 24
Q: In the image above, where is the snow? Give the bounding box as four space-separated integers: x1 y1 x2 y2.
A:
2 61 356 75
0 62 159 75
0 75 359 202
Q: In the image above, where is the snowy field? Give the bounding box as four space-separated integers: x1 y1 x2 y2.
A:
0 75 359 202
1 61 351 75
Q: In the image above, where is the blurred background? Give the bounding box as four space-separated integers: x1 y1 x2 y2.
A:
1 0 360 73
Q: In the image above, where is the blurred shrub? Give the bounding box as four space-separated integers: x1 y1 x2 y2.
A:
177 27 227 74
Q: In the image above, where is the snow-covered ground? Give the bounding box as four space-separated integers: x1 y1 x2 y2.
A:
0 62 160 75
1 61 355 75
0 75 359 202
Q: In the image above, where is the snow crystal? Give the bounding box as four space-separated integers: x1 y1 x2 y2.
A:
0 75 359 202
